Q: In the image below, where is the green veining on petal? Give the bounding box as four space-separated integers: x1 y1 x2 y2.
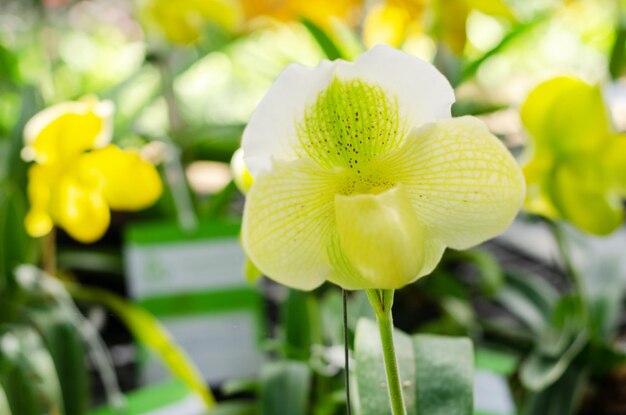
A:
296 77 407 173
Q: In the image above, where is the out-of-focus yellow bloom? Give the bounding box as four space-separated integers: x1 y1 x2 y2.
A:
241 0 362 29
521 77 626 235
23 97 113 165
140 0 361 45
139 0 243 44
363 0 515 53
230 148 254 195
23 99 163 243
363 0 427 48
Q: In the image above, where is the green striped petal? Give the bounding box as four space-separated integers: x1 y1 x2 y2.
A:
242 158 341 290
379 116 525 250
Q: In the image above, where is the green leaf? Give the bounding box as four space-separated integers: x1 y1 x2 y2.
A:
474 348 519 377
495 272 558 335
449 249 504 296
260 361 311 415
204 180 237 218
27 306 89 415
580 254 625 340
609 15 626 79
282 289 322 360
211 400 258 415
413 334 474 415
0 326 64 415
0 383 11 415
461 14 548 82
524 364 587 415
520 330 587 392
451 100 508 117
65 282 216 409
520 294 588 392
354 318 416 415
0 42 19 84
354 319 474 415
300 17 345 60
0 182 30 292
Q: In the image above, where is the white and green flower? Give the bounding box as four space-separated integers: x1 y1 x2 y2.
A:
242 45 525 291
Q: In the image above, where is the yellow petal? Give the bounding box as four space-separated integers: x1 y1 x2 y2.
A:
379 116 525 250
332 185 426 289
23 98 113 165
24 209 53 238
24 164 56 238
242 158 341 290
522 152 560 219
552 163 623 236
466 0 516 20
433 0 470 54
604 134 626 195
521 77 611 155
80 145 162 211
363 3 412 48
49 167 110 243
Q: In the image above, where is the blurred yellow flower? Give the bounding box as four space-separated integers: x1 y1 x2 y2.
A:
139 0 243 44
363 0 427 48
363 0 515 53
521 76 626 235
241 0 362 29
23 99 163 243
139 0 361 45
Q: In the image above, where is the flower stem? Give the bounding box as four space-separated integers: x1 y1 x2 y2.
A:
367 289 407 415
549 221 589 321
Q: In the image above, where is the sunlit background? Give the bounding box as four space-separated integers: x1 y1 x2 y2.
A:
0 0 625 414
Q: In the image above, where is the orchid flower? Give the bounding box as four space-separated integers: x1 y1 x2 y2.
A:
521 76 626 236
241 45 525 291
23 98 162 243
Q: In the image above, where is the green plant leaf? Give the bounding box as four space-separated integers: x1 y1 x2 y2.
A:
413 334 474 415
354 318 416 415
609 15 626 79
0 383 10 415
355 319 474 415
260 361 311 415
474 348 519 377
211 400 258 415
524 364 587 415
65 282 216 409
0 182 30 293
450 249 504 296
282 289 322 360
27 305 88 415
461 14 548 82
495 272 558 335
520 330 587 392
300 17 345 60
0 325 64 415
580 254 625 341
